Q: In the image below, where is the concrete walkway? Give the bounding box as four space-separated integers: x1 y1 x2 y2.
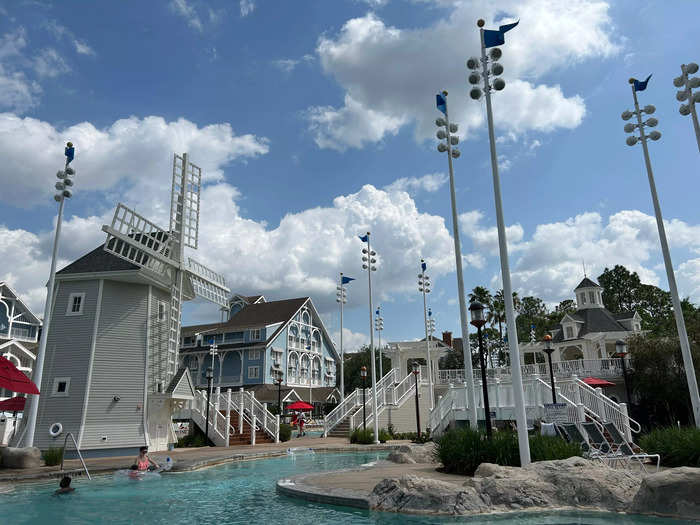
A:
0 436 403 484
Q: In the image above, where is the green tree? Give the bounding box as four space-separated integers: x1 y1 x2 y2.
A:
598 265 641 313
340 346 392 395
516 296 548 342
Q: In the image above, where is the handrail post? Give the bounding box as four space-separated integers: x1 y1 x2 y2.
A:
275 415 280 443
263 402 268 433
225 388 232 446
215 386 221 412
251 413 256 445
239 388 244 434
595 387 606 422
576 403 585 424
571 375 582 405
620 402 632 442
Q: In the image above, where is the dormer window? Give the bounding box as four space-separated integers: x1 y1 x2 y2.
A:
565 326 574 339
589 291 595 304
580 293 586 305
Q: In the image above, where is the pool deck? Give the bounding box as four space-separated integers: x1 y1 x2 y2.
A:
276 461 465 509
0 436 406 484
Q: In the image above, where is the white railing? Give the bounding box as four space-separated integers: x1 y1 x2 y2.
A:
245 391 279 441
323 389 360 436
392 370 418 407
191 390 228 446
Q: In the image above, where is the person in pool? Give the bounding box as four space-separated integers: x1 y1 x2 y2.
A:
54 476 74 495
134 446 159 471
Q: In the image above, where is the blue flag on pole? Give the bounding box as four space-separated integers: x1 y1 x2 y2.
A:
359 234 369 242
436 93 447 115
376 307 380 316
428 308 432 317
483 20 519 48
64 143 75 164
341 276 355 285
632 74 652 92
421 261 427 272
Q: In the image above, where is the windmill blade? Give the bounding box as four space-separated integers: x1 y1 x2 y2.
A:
102 203 175 278
186 257 230 307
170 153 201 251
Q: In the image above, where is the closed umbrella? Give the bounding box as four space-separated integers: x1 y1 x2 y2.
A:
0 356 40 394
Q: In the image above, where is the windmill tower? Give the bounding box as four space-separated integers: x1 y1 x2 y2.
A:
102 153 230 391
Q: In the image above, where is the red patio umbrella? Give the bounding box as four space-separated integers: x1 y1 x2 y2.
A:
0 396 26 411
0 356 40 395
582 376 615 387
286 401 314 411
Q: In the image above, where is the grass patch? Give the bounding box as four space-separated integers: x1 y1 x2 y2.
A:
43 447 63 466
639 426 700 467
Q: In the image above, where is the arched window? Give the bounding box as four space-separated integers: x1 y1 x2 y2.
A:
312 331 321 352
302 310 310 325
312 357 321 385
287 352 299 384
300 354 310 384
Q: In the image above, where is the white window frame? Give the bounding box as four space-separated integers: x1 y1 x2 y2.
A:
52 377 71 397
249 349 261 360
247 366 260 379
158 301 167 322
250 328 261 341
589 291 595 304
565 326 574 339
66 293 85 316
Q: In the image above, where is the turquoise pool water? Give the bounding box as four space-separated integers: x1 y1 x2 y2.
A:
0 452 693 525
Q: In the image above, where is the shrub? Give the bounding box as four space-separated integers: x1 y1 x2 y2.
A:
378 428 392 443
279 423 292 443
390 430 432 442
436 428 580 475
43 447 64 466
175 433 207 448
640 426 700 467
350 428 375 444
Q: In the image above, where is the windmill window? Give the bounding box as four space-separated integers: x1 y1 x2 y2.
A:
158 302 167 322
580 294 586 305
589 291 595 303
52 377 71 397
66 293 85 316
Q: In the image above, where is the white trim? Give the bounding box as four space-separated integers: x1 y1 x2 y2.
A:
65 292 85 316
249 349 261 360
143 285 151 448
51 377 71 397
0 282 42 325
78 279 103 447
0 340 36 360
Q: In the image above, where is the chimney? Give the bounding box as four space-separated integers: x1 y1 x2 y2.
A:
442 331 452 347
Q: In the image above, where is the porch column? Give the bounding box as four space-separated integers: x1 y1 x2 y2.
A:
225 388 232 446
239 387 244 434
620 403 632 442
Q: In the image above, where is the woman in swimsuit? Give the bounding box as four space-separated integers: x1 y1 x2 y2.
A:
134 446 160 471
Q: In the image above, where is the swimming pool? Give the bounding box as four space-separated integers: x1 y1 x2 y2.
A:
0 452 693 524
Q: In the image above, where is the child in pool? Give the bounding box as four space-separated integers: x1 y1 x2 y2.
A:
54 476 74 495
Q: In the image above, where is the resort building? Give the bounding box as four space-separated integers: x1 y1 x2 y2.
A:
179 293 341 405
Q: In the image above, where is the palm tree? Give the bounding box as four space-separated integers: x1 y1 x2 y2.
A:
468 286 493 308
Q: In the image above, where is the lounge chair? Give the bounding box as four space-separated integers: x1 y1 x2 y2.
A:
581 421 612 455
602 422 660 473
559 423 591 454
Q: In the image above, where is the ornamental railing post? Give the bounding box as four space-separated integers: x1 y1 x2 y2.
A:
576 403 585 423
263 402 268 433
275 415 280 443
620 402 632 442
595 387 606 422
251 413 256 445
215 386 221 412
225 388 232 446
239 388 244 434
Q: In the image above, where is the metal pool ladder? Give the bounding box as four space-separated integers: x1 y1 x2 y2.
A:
59 432 91 480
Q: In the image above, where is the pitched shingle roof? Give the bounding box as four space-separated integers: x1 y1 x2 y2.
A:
57 244 139 275
552 307 631 342
574 277 601 290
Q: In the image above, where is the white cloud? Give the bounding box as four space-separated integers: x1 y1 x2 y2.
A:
44 20 96 56
33 48 70 77
169 0 203 31
272 59 299 73
240 0 255 17
384 173 447 195
331 327 369 352
460 210 524 255
0 28 40 113
309 1 617 149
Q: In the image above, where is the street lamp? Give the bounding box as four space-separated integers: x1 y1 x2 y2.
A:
623 76 700 427
375 306 384 380
360 365 368 431
468 18 530 464
276 375 284 414
205 367 213 445
673 62 700 152
434 91 477 429
418 259 435 410
336 273 354 402
615 339 633 409
543 334 556 403
360 232 380 444
208 339 219 393
469 301 492 438
412 362 421 439
23 142 77 447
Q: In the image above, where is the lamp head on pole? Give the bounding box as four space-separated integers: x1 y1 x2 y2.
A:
206 367 213 380
360 365 367 378
468 301 486 328
615 339 627 357
412 361 420 375
543 334 553 355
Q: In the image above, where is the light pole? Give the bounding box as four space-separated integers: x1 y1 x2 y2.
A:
418 259 435 410
375 306 384 380
468 18 530 464
434 91 477 429
336 273 354 401
623 75 700 427
412 362 421 439
673 62 700 152
208 339 218 404
469 301 492 438
276 376 283 414
23 142 76 448
360 365 367 431
615 339 633 410
205 367 213 445
359 232 380 444
543 334 556 404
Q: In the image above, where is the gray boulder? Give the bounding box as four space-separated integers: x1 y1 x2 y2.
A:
393 442 436 464
630 467 700 520
386 452 416 464
0 447 42 469
371 457 640 515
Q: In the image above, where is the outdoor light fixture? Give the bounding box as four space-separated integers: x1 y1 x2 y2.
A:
375 306 384 380
337 273 350 401
542 334 556 403
418 260 435 409
673 62 700 151
359 233 380 443
469 301 492 438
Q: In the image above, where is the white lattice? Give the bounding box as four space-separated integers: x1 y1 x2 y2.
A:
170 154 201 251
186 257 229 307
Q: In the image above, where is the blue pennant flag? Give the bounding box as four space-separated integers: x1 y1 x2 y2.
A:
436 93 447 115
632 74 652 92
359 234 369 242
341 276 355 285
428 308 432 317
64 142 75 164
483 20 519 48
421 261 427 272
376 307 380 316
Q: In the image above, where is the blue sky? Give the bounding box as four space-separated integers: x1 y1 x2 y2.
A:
1 0 699 351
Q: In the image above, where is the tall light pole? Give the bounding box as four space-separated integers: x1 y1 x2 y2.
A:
622 75 700 427
208 339 219 402
673 62 700 152
336 273 354 401
543 334 556 404
375 306 384 380
469 301 492 438
434 91 478 429
360 232 380 443
468 18 530 464
24 142 76 448
205 367 213 445
360 365 367 430
418 259 435 410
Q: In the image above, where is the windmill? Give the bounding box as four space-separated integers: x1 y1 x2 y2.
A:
101 153 230 390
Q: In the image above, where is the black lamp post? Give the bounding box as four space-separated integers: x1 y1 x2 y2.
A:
205 366 213 445
412 362 421 439
469 301 492 438
360 365 367 430
543 334 557 403
276 376 283 414
615 339 633 408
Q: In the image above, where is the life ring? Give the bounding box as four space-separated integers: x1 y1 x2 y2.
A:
49 422 63 437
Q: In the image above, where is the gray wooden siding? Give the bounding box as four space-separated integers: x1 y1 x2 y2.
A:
35 280 99 450
80 280 148 449
172 373 194 398
149 287 171 393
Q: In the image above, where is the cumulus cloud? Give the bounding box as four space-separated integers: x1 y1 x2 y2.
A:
240 0 255 17
330 327 369 352
0 28 41 113
384 173 448 195
169 0 204 31
308 0 618 149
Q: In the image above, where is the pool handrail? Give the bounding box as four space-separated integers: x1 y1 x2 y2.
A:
59 431 91 480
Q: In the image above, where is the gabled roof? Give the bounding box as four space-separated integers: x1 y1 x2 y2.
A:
552 307 630 342
0 282 42 325
57 244 140 275
245 295 265 304
613 311 637 320
242 384 301 404
165 368 196 399
575 277 601 290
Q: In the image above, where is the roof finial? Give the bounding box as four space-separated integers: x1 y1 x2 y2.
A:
582 259 587 278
